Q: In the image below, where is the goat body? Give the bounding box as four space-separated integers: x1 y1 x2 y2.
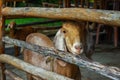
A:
24 33 81 80
23 21 95 80
8 21 36 56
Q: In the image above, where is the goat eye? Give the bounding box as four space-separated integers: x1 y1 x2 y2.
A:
63 30 66 33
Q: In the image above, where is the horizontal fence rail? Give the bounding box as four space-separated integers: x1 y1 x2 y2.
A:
2 7 120 26
2 37 120 80
0 54 73 80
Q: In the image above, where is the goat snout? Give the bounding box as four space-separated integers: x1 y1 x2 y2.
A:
72 43 83 55
75 45 82 49
75 45 82 51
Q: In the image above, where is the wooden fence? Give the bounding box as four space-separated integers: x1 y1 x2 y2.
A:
2 36 120 80
0 0 120 80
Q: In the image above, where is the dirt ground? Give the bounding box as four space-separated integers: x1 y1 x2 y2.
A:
0 43 120 80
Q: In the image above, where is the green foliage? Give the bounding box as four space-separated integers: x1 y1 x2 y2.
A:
5 18 48 25
15 0 61 7
27 0 59 4
5 18 62 27
44 0 59 4
6 0 63 27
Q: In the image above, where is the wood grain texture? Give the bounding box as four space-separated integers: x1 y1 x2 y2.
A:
2 7 120 26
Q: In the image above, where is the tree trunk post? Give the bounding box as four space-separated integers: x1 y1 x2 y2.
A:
0 0 6 80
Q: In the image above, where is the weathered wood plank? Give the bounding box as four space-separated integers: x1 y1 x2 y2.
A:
2 7 120 26
0 54 73 80
2 37 120 80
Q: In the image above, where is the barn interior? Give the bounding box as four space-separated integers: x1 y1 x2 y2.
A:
0 0 120 80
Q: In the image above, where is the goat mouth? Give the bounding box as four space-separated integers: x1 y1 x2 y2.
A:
71 49 83 55
70 46 83 55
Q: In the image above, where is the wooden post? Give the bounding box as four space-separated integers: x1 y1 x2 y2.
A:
0 0 6 80
85 0 89 8
63 0 70 7
74 0 79 7
93 0 97 9
114 27 118 47
58 0 63 7
13 1 16 7
81 0 84 7
0 16 6 80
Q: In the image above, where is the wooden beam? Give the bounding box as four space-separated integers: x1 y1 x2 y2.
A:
0 54 73 80
2 37 120 80
2 7 120 26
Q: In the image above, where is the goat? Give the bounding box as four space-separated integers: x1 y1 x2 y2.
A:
23 21 95 80
7 21 36 56
54 21 95 59
85 22 95 59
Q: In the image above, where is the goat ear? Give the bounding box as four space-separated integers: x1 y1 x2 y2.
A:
85 22 95 31
85 22 95 59
56 59 67 67
89 23 95 30
53 29 67 51
53 29 67 66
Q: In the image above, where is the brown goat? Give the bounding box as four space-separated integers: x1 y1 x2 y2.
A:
23 21 95 80
7 21 36 56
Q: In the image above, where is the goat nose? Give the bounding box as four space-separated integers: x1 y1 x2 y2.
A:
75 45 82 51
